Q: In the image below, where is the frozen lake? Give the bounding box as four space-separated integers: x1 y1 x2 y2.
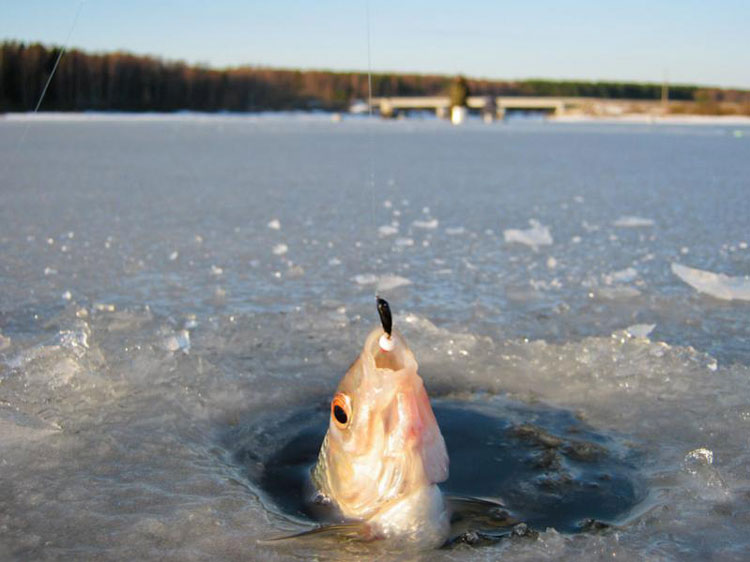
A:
1 114 749 560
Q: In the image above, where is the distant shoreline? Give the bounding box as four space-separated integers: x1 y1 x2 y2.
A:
3 111 750 127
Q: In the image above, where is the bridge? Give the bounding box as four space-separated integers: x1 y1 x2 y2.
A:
367 96 590 119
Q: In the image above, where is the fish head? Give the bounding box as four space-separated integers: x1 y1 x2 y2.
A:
312 327 448 521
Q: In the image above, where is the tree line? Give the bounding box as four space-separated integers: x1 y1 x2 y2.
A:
1 41 747 113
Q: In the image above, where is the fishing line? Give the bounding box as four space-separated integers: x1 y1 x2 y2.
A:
18 0 86 144
364 0 379 299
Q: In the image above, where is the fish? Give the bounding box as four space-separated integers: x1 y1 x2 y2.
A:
262 299 518 549
309 299 451 547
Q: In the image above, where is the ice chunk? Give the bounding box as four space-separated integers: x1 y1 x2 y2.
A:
445 226 466 235
286 264 305 278
394 237 414 247
604 267 638 284
267 219 281 230
62 290 72 301
613 216 654 228
376 275 412 292
328 257 342 266
210 264 224 275
672 262 750 301
684 448 713 473
412 218 438 229
503 219 553 250
593 286 641 300
378 224 398 237
162 329 190 353
625 324 656 338
272 243 288 256
168 250 179 261
352 273 378 285
351 274 411 291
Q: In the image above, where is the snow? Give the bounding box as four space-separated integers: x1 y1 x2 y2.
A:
672 262 750 301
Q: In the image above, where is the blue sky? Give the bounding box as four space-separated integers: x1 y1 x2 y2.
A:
2 0 749 88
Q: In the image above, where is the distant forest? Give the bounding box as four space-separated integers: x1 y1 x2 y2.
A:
1 41 749 113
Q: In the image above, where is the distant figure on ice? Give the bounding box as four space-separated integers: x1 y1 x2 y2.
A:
449 76 470 125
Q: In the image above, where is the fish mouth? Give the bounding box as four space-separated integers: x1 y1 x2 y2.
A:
364 329 416 373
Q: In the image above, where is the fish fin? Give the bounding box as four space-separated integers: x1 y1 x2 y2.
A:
446 495 521 532
258 522 375 545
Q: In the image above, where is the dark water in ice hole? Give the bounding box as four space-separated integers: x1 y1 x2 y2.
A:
226 397 645 543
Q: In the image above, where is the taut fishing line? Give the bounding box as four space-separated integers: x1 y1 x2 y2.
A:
364 0 379 300
18 0 87 145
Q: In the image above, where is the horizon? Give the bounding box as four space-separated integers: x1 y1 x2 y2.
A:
2 0 749 90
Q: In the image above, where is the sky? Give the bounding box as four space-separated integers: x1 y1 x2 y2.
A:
1 0 749 89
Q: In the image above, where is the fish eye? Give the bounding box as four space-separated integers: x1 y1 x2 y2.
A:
331 393 351 429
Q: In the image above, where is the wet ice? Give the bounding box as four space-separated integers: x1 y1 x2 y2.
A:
1 115 750 561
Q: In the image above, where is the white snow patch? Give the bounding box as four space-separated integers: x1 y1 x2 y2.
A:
272 243 288 256
672 262 750 301
613 216 655 228
267 219 281 230
503 219 553 250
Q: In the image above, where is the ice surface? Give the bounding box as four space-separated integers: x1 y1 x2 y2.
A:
672 262 750 301
2 116 750 561
503 219 553 250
